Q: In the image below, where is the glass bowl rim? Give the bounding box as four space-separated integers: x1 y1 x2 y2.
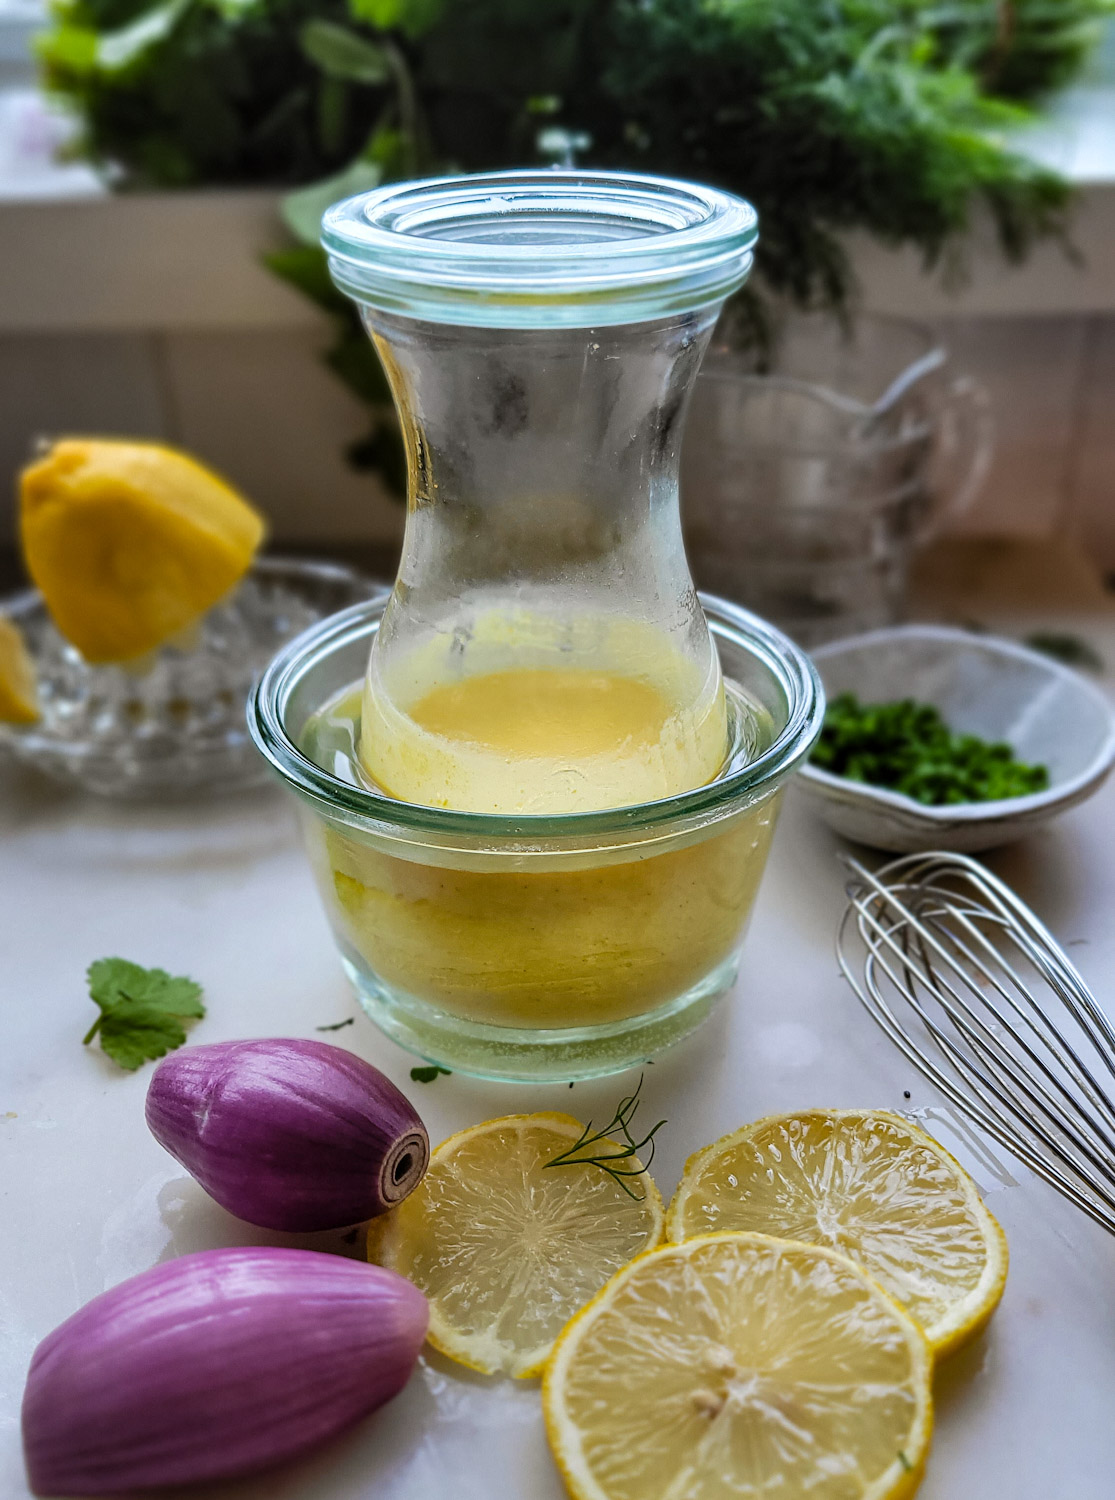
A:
248 591 824 841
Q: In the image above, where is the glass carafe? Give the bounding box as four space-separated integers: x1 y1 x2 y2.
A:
322 170 759 814
258 169 822 1080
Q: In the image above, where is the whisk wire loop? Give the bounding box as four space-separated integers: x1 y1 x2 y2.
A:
838 851 1115 1238
867 927 1115 1203
843 900 1115 1212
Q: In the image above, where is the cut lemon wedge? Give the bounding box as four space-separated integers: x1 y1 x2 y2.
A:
20 438 265 664
666 1108 1007 1358
544 1231 933 1500
368 1112 663 1377
0 615 39 724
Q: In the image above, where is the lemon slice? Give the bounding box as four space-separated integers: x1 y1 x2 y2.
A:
20 439 265 664
368 1112 663 1377
544 1232 933 1500
667 1108 1007 1358
0 616 39 724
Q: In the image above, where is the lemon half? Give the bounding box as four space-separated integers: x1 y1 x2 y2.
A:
544 1231 933 1500
667 1108 1007 1357
20 439 265 664
369 1112 663 1377
0 616 39 724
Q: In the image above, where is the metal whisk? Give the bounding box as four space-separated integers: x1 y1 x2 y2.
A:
837 850 1115 1237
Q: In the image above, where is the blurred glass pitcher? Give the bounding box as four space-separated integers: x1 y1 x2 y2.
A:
682 313 993 646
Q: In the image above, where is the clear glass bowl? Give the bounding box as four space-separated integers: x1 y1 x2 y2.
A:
0 558 379 798
249 593 823 1082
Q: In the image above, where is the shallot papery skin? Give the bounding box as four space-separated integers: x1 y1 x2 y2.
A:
21 1247 428 1496
145 1038 429 1231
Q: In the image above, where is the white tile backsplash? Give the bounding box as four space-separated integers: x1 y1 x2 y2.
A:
159 328 402 546
1067 316 1115 567
927 315 1091 539
0 331 168 532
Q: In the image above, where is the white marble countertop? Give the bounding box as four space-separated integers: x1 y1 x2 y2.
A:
3 710 1115 1498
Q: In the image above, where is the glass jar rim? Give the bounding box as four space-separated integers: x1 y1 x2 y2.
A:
248 592 823 844
321 169 758 328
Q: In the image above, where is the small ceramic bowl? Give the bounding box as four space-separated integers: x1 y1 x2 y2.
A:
797 624 1115 852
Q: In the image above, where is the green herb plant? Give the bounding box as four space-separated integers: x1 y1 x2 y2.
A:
39 0 1114 483
913 0 1115 100
83 957 205 1070
811 692 1050 805
544 1074 666 1201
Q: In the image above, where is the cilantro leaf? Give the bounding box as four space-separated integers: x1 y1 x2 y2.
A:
88 958 204 1018
97 1005 190 1072
83 958 205 1071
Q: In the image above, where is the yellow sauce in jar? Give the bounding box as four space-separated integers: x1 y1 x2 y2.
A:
359 610 728 814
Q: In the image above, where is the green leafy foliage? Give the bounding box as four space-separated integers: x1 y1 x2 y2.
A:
40 0 378 186
83 957 206 1071
280 155 382 243
42 1 1100 263
577 0 1071 308
915 0 1115 100
811 692 1051 805
299 18 390 81
95 0 192 71
349 0 443 41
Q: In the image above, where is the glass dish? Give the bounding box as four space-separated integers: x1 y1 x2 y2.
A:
0 558 379 798
682 313 993 645
249 592 822 1082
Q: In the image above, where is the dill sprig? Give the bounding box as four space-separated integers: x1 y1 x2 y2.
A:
543 1075 665 1201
